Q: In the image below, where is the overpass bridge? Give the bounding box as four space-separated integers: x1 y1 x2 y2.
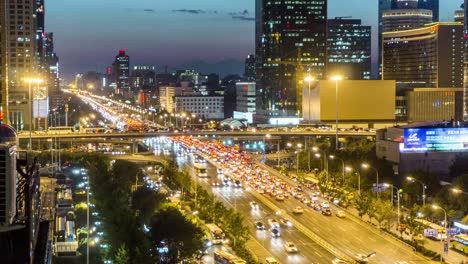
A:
18 130 375 140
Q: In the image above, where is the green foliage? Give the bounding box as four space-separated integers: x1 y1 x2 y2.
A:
354 191 373 218
114 244 130 264
131 186 165 223
371 199 396 229
149 208 205 263
461 215 468 224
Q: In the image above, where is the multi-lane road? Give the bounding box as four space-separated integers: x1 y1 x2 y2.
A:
163 137 434 264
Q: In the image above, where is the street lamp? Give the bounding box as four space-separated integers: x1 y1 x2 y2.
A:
304 76 315 122
431 204 448 259
329 155 345 184
330 75 343 150
451 188 468 196
361 163 379 186
295 143 302 175
383 183 400 226
23 78 44 150
345 166 360 195
406 176 426 206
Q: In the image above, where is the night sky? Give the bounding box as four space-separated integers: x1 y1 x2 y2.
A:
46 0 462 78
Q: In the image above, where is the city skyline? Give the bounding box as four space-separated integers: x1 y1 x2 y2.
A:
47 0 461 79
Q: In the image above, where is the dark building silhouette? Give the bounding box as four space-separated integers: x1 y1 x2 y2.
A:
206 73 220 95
256 0 327 119
44 33 61 111
132 66 156 91
244 54 255 81
327 18 371 80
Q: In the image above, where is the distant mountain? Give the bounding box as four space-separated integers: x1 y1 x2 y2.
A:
171 59 245 77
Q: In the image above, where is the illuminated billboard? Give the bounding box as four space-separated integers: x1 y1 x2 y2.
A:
403 128 468 152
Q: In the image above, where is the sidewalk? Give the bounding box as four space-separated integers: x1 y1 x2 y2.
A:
267 165 467 264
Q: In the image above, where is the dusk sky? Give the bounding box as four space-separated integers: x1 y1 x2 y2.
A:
46 0 462 79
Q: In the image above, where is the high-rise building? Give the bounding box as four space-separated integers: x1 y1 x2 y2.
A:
256 0 327 119
378 0 439 78
113 50 130 96
5 0 38 131
455 9 464 23
35 0 45 69
44 33 60 111
244 54 255 81
132 65 155 91
383 9 433 32
383 22 464 95
0 130 17 226
327 18 371 80
236 82 256 113
464 0 468 119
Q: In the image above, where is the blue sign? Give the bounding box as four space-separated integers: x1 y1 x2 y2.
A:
403 128 468 152
372 183 387 192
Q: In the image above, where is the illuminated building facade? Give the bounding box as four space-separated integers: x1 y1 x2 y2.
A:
406 88 464 122
327 18 371 80
383 22 464 95
244 54 255 81
113 50 130 96
256 0 327 120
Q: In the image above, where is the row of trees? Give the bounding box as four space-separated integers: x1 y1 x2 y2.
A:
162 156 260 263
78 153 206 263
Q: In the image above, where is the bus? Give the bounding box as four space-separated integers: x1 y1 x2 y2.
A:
206 224 226 245
214 251 246 264
194 163 208 178
48 126 75 134
451 234 468 254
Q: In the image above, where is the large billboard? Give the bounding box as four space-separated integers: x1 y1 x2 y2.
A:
403 128 468 152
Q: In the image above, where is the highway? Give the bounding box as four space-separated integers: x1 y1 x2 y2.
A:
158 139 337 263
168 136 434 264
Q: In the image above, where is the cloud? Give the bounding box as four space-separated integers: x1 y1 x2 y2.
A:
172 9 207 14
231 15 254 21
228 10 254 21
143 9 155 13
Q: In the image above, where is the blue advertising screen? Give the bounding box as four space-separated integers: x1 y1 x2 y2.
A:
403 128 468 152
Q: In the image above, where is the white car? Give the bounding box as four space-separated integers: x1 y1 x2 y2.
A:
265 257 280 264
217 168 224 175
321 202 330 209
284 242 299 253
332 258 347 264
268 219 280 228
250 201 259 210
292 206 304 214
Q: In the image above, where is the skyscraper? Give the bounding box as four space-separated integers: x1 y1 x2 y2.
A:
113 50 130 96
464 0 468 119
132 65 156 91
383 22 464 94
256 0 327 120
327 18 371 80
378 0 439 78
244 54 255 81
44 33 61 111
6 0 39 131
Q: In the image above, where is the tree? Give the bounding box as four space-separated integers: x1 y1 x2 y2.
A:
131 186 165 223
354 192 372 219
372 199 396 229
149 208 204 263
461 215 468 225
114 244 130 264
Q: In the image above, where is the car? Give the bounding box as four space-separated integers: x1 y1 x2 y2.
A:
276 194 285 201
234 180 242 188
217 168 224 175
332 258 347 264
355 252 376 263
295 193 303 199
283 242 299 253
250 201 259 210
269 228 280 237
255 221 265 230
279 218 293 227
268 219 280 228
212 181 220 187
336 210 346 218
321 201 330 208
292 206 304 214
265 257 280 264
301 198 310 204
322 208 332 216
